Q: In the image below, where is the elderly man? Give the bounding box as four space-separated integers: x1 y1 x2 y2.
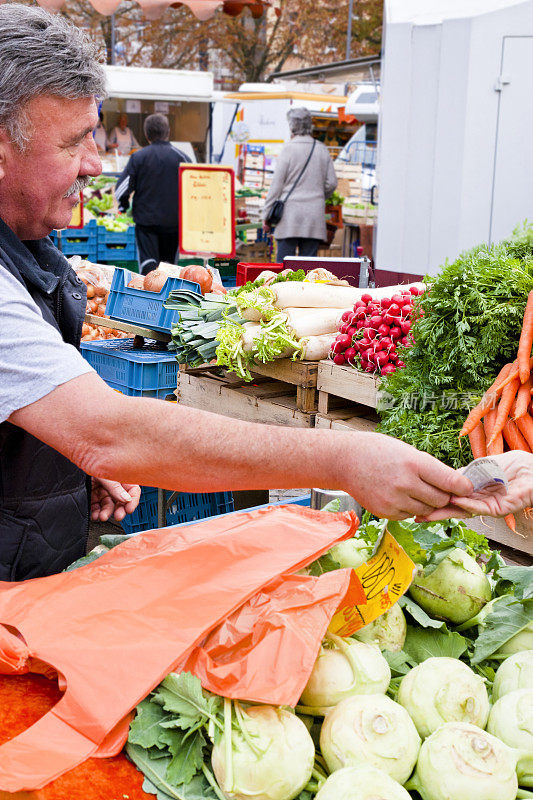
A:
0 6 529 582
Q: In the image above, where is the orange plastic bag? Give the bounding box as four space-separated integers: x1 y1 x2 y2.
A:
0 506 359 792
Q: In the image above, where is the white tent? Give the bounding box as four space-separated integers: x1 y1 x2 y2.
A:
376 0 533 276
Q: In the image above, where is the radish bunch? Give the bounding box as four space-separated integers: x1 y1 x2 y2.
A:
330 286 424 375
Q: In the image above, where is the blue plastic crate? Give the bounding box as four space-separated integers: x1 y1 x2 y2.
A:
97 242 138 261
102 378 176 399
52 220 97 243
80 338 178 391
97 225 136 245
121 488 235 534
105 268 202 333
59 241 98 259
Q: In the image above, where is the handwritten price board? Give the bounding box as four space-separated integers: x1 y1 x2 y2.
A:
179 165 235 257
328 529 417 637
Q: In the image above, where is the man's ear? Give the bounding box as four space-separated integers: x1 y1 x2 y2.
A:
0 128 10 181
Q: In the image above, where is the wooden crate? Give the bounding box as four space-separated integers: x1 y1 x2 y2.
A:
176 368 315 427
317 361 380 413
315 405 379 432
468 514 533 563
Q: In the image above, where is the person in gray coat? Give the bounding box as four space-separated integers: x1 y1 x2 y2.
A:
263 107 337 262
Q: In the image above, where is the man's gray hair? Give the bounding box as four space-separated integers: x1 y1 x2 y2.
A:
0 4 106 150
144 113 170 142
287 107 313 136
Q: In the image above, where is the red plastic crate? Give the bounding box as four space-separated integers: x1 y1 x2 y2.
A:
236 262 284 287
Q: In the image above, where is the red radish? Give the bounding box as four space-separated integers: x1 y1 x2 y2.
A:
400 320 411 335
390 326 402 339
391 294 404 305
402 304 412 315
380 297 392 309
367 303 380 314
380 336 393 348
354 307 366 320
383 313 394 326
409 286 421 295
376 351 389 366
365 364 377 373
332 340 345 354
340 323 350 335
361 293 373 303
397 359 405 368
333 353 346 365
389 352 398 363
344 346 357 362
381 364 396 375
338 333 351 348
373 339 385 352
388 303 401 317
356 320 365 329
377 324 390 337
341 311 351 322
354 300 366 310
366 328 377 341
347 326 358 338
369 315 383 328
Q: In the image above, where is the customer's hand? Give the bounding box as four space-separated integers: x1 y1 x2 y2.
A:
263 221 272 234
90 477 141 522
337 432 474 520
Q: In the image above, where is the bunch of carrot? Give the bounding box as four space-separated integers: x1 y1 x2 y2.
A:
460 290 533 532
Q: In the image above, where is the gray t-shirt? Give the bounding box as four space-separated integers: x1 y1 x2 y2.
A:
0 266 94 423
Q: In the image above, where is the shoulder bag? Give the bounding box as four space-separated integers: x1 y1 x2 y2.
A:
265 139 317 228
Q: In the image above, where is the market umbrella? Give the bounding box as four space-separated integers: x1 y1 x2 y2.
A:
11 0 273 20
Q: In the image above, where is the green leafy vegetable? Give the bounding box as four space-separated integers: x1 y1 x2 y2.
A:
402 626 469 663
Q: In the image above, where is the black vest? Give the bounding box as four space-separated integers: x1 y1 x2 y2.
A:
0 217 90 580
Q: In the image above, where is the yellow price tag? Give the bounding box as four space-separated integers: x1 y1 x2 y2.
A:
69 201 82 228
328 529 417 637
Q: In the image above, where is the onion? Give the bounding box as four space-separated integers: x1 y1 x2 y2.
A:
128 275 145 290
181 265 213 294
397 657 489 738
406 722 518 800
143 270 167 292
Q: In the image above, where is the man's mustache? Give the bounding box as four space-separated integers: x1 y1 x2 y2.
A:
63 177 91 198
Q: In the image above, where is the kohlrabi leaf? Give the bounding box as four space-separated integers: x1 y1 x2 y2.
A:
403 626 468 664
152 672 221 731
129 698 171 750
308 552 341 576
494 566 533 601
399 596 447 629
471 596 533 664
161 729 207 786
126 743 218 799
386 520 446 565
382 649 414 676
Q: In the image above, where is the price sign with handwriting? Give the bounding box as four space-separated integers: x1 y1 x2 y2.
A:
179 165 235 257
328 529 417 637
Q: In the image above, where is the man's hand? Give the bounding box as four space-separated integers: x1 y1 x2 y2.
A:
91 477 141 523
263 221 272 234
341 433 474 520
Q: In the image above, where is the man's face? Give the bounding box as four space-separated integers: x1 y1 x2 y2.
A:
119 114 128 131
0 95 101 239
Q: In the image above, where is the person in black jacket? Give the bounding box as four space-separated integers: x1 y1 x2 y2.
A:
115 113 190 275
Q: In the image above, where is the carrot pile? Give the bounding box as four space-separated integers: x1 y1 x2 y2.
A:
459 290 533 532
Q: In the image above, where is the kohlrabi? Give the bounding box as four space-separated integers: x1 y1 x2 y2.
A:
328 538 371 569
408 548 491 624
211 704 314 800
495 621 533 657
319 693 421 784
405 722 518 800
298 633 391 714
352 604 407 652
487 689 533 787
492 650 533 700
314 765 411 800
397 657 489 738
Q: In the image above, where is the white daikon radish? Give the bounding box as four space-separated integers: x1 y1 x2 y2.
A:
241 323 262 351
272 282 363 309
300 333 337 361
241 307 263 322
283 308 346 337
